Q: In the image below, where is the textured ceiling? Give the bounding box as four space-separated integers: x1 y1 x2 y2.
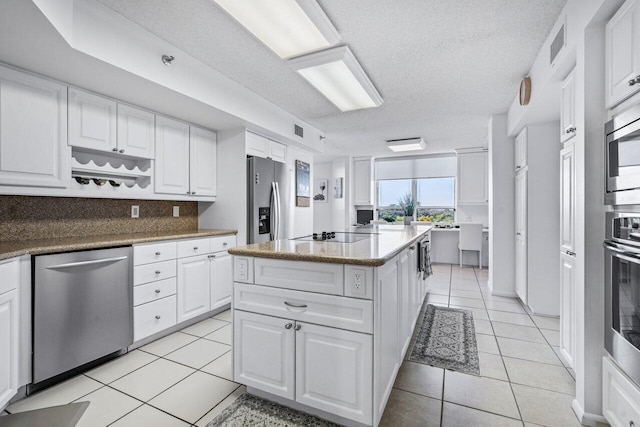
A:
96 0 567 157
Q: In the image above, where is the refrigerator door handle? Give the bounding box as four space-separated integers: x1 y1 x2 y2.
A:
270 182 276 241
274 182 281 240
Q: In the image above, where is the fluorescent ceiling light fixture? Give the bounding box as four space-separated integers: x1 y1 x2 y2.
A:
289 46 383 112
212 0 341 59
386 138 426 152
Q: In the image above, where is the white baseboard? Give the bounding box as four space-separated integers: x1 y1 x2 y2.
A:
572 399 608 427
487 289 518 298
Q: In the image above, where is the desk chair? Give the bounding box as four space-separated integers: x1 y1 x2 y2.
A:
459 223 483 269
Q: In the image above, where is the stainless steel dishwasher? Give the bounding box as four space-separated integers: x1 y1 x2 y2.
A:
33 246 133 385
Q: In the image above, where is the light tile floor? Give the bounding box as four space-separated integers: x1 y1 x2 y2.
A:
5 264 579 427
379 263 580 427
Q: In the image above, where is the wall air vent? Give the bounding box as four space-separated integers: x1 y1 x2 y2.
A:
294 124 304 138
550 22 565 65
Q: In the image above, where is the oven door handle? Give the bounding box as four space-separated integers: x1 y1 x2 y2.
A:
604 242 640 262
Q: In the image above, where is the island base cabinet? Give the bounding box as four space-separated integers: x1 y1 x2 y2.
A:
0 290 18 408
296 322 372 425
234 310 295 400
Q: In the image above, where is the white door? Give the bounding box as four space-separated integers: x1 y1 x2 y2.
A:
155 116 190 195
398 250 411 356
515 169 528 304
560 70 576 142
210 251 232 310
354 159 373 205
189 126 217 197
457 152 488 204
234 310 295 399
606 0 640 108
295 322 373 425
68 88 117 152
559 251 576 369
117 103 155 159
560 142 576 254
177 255 211 323
515 128 527 171
0 65 68 188
0 290 18 408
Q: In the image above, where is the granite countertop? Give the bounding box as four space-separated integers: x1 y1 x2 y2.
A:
0 229 237 261
228 224 432 266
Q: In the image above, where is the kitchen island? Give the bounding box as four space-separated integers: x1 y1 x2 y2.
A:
228 225 432 427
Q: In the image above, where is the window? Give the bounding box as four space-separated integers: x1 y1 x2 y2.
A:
377 177 455 223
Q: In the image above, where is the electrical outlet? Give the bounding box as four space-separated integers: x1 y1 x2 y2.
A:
352 269 365 296
131 205 139 218
173 206 180 217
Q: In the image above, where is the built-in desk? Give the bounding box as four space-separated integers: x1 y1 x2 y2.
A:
430 228 489 267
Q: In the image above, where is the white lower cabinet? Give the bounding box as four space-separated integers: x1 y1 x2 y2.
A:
0 289 18 409
399 249 412 356
133 295 177 342
234 309 373 424
177 254 211 323
211 251 232 310
559 251 576 369
603 357 640 427
234 310 295 399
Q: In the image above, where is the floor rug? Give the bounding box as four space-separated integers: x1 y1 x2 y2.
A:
206 393 339 427
408 304 480 375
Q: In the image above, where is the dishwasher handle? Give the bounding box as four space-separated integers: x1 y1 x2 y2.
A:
45 256 128 270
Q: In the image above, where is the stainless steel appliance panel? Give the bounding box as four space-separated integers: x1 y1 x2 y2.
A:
33 247 133 383
247 157 290 244
605 103 640 205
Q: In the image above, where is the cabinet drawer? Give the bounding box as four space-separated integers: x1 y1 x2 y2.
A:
133 295 177 342
603 357 640 427
133 241 176 266
234 283 373 334
134 260 176 286
177 238 211 258
211 235 236 253
254 258 344 295
133 277 177 306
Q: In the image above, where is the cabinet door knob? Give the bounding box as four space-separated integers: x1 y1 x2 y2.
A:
112 148 118 152
155 270 161 274
223 242 228 246
155 289 161 294
629 76 640 86
155 251 161 256
119 149 125 153
208 254 216 258
294 324 302 331
285 323 293 329
193 246 198 250
155 315 161 320
192 192 196 195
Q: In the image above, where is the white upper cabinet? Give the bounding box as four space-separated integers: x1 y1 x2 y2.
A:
606 0 640 108
246 131 287 163
189 126 217 197
0 65 68 188
155 116 190 195
354 158 374 205
457 151 488 205
515 128 528 171
68 88 117 152
560 69 577 142
117 103 155 159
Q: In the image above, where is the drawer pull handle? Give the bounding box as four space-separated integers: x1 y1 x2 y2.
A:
193 246 199 250
285 323 293 329
223 242 228 246
294 324 302 331
155 289 161 294
155 252 161 256
155 270 161 274
155 315 161 320
208 254 216 259
284 301 308 309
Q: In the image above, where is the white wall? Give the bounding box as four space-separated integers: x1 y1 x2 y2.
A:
332 157 349 229
288 146 314 238
457 205 489 227
488 114 516 297
313 162 333 231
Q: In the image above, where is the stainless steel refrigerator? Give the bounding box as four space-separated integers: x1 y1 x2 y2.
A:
247 156 290 243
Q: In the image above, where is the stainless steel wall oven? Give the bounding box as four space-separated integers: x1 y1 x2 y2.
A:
605 211 640 385
606 103 640 205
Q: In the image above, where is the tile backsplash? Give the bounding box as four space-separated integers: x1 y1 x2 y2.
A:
0 196 198 242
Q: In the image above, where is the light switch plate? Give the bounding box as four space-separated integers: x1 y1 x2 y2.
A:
131 205 139 218
173 206 180 217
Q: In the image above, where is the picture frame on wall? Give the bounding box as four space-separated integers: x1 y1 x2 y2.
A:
296 160 310 207
334 177 343 198
313 179 328 203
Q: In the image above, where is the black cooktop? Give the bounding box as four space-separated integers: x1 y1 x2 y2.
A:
292 231 376 243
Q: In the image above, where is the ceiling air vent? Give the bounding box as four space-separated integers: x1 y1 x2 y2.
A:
294 124 304 138
550 22 565 65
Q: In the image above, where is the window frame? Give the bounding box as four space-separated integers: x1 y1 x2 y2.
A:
376 176 456 222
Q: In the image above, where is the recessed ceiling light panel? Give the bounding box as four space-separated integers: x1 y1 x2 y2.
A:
212 0 341 59
386 137 426 152
289 46 383 112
